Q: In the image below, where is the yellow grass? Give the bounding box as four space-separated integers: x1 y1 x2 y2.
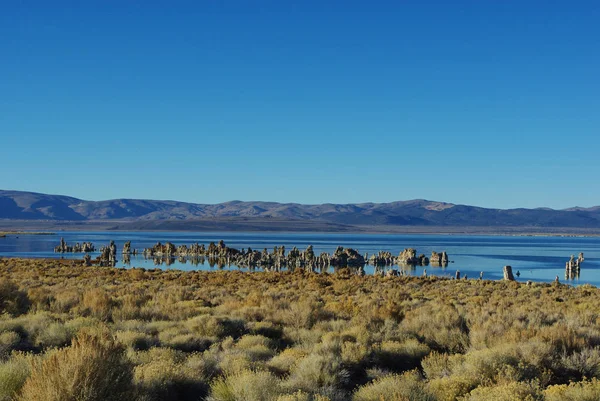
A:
1 257 600 400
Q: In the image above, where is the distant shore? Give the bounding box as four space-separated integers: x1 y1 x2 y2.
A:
0 231 55 237
1 218 600 237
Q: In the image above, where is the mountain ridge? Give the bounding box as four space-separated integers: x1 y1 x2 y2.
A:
1 189 600 229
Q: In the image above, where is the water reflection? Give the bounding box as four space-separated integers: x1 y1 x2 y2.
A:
2 231 600 285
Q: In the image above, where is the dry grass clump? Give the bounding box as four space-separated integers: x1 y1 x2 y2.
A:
18 329 133 401
3 258 600 400
81 288 114 321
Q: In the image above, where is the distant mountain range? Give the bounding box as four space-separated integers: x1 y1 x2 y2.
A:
1 190 600 232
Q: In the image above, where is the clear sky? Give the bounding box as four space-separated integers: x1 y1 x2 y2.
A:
1 1 598 209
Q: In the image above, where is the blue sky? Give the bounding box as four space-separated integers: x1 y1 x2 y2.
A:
1 1 598 209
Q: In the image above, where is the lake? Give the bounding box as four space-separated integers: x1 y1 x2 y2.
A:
1 231 599 285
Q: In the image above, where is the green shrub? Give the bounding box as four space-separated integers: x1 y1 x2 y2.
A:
0 280 29 316
35 322 71 348
218 350 253 376
422 351 454 379
462 380 543 401
235 335 275 361
49 290 80 313
276 391 331 401
209 369 282 401
341 341 369 365
0 331 21 360
268 348 307 375
282 299 323 330
284 353 349 395
446 344 544 388
0 353 32 401
64 317 102 333
186 315 245 339
277 391 310 401
374 339 430 372
560 347 600 380
158 328 211 353
250 321 283 340
400 303 469 353
134 355 208 401
115 330 158 351
427 376 475 401
544 378 600 401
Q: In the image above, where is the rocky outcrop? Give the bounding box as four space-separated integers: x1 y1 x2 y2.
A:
76 238 457 278
55 238 67 253
82 254 91 266
141 241 321 271
503 265 515 281
565 252 584 279
97 240 117 267
136 240 453 276
430 251 449 266
143 242 178 257
397 249 429 266
330 246 365 267
368 251 395 267
397 248 418 265
54 238 95 253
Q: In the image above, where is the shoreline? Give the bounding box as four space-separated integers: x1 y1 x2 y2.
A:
0 231 55 237
0 255 585 288
2 230 600 238
1 220 600 237
11 229 600 238
0 256 586 288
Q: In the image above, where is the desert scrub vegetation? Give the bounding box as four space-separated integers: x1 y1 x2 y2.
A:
2 258 600 400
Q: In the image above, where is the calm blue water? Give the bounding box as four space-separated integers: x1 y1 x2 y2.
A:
1 231 599 286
